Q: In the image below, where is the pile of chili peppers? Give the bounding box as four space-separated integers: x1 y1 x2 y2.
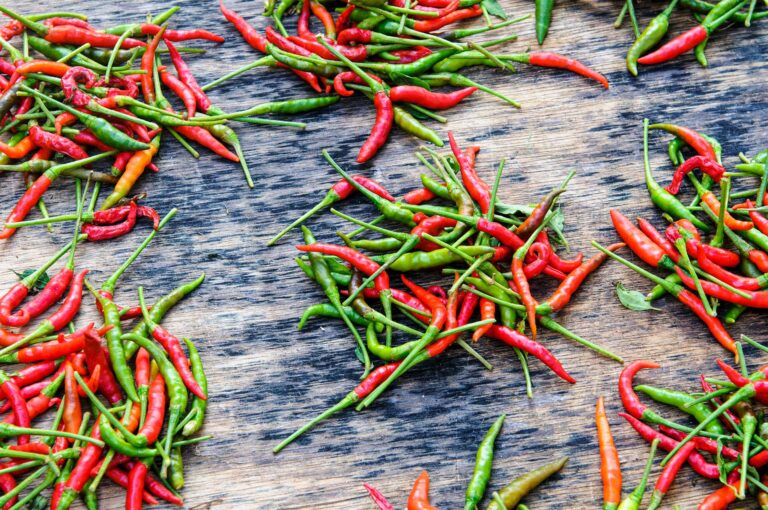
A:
618 0 767 75
596 119 768 359
212 0 608 164
362 414 567 509
268 134 625 452
0 5 337 201
598 349 768 509
0 174 211 508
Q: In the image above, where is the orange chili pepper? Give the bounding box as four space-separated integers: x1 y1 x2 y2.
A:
100 134 160 210
701 191 753 231
471 297 494 342
596 396 621 510
63 361 82 435
0 135 35 159
10 60 70 85
407 471 438 510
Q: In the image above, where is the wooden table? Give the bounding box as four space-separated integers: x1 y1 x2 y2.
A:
1 0 767 507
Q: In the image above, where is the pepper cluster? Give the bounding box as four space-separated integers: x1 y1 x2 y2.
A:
620 0 767 74
598 119 768 358
216 0 608 163
0 4 337 210
599 352 768 510
363 414 568 509
0 176 210 509
268 136 625 452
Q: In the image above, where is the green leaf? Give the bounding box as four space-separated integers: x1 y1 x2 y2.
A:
615 282 660 312
12 270 49 296
386 71 431 90
481 0 507 19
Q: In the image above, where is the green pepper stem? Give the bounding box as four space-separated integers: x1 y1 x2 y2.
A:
273 394 356 453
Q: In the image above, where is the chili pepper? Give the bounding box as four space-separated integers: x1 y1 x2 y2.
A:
535 0 554 44
738 199 768 236
160 71 196 119
59 66 96 106
464 414 504 510
99 134 159 210
6 255 76 330
0 373 28 445
619 360 662 420
288 34 368 62
516 187 569 240
136 288 206 400
168 446 184 490
82 202 138 241
645 440 695 510
618 413 719 479
181 337 207 437
389 85 477 109
0 135 35 160
135 373 165 445
407 471 436 510
139 25 166 105
297 243 390 291
540 243 624 314
696 249 767 291
364 482 394 510
665 155 725 195
43 25 146 49
610 210 676 270
665 220 740 267
596 396 621 510
518 52 610 88
141 23 223 42
448 132 491 213
62 362 82 436
697 471 741 510
642 123 709 231
634 385 725 435
637 0 748 66
487 457 568 510
626 0 680 76
27 125 87 161
617 439 658 510
414 4 482 31
83 329 122 404
165 40 210 113
97 415 156 458
486 325 575 382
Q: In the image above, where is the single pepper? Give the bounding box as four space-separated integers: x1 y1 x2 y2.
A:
182 337 208 436
486 457 568 510
408 471 437 510
99 134 160 210
626 0 679 76
535 0 554 44
464 414 505 510
596 396 621 510
645 440 696 510
616 439 658 510
634 385 725 435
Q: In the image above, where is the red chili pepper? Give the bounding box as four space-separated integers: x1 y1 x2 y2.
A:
42 18 94 30
141 23 224 42
160 71 196 119
298 243 390 291
0 59 15 75
0 329 21 347
389 85 477 110
46 269 88 332
486 325 575 383
82 201 138 241
407 471 437 510
658 424 740 459
140 26 165 105
60 66 96 106
165 40 210 113
10 60 71 86
332 71 383 97
388 46 433 64
358 90 393 163
147 320 206 400
28 125 88 160
471 297 495 342
84 329 123 405
364 482 395 510
101 464 157 506
401 275 447 330
411 0 460 18
676 267 768 308
700 375 740 429
696 249 764 291
542 243 624 313
10 327 88 363
336 5 356 33
45 25 146 48
423 277 460 358
310 0 336 39
262 31 326 92
0 474 15 509
512 252 538 339
97 75 139 99
403 187 436 205
524 52 609 88
647 440 696 510
649 123 718 161
413 5 482 31
637 217 679 262
7 267 73 328
697 471 741 509
136 373 166 444
522 242 551 279
448 132 491 213
701 191 753 230
411 215 458 251
173 125 239 162
0 135 35 159
610 209 675 269
93 203 160 229
0 21 22 41
664 220 740 267
736 199 768 237
619 360 660 419
665 155 725 195
72 130 115 152
62 361 81 435
0 372 29 444
638 26 708 66
619 412 719 479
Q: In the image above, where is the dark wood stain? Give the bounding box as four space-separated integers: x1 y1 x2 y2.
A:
1 0 766 508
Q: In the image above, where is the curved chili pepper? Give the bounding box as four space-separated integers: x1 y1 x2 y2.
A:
389 46 432 64
160 71 196 119
403 187 436 204
619 360 660 419
618 413 719 479
100 135 159 210
0 135 35 159
596 396 620 510
646 440 695 510
0 372 28 444
486 325 575 382
626 0 679 76
487 457 568 510
697 471 741 509
60 66 96 107
358 90 393 163
610 210 675 270
62 361 82 436
665 155 725 195
520 52 608 88
737 199 768 237
82 201 138 241
665 220 739 266
165 40 210 113
448 132 490 213
332 70 382 96
364 482 394 510
57 421 103 509
411 216 458 251
8 265 73 328
408 471 437 510
697 249 766 290
676 267 768 307
649 123 718 161
289 35 368 62
297 243 390 291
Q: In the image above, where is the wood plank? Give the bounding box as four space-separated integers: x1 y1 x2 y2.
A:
1 0 766 507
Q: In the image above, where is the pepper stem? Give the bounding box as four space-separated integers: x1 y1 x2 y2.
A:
268 194 336 246
343 236 420 306
273 394 356 453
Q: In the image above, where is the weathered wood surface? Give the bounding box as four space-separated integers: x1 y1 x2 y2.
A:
1 0 767 508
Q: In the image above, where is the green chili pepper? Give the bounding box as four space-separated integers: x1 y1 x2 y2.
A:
680 0 768 22
535 0 554 44
303 226 371 377
267 43 345 76
626 0 679 76
298 302 373 330
486 457 568 510
98 415 157 457
169 447 185 490
353 238 405 252
182 337 208 437
634 385 725 435
617 439 658 510
369 245 495 271
465 414 505 510
365 322 419 360
0 82 21 119
694 0 747 66
125 273 206 359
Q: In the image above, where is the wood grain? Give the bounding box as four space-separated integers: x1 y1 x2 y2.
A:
1 0 767 508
